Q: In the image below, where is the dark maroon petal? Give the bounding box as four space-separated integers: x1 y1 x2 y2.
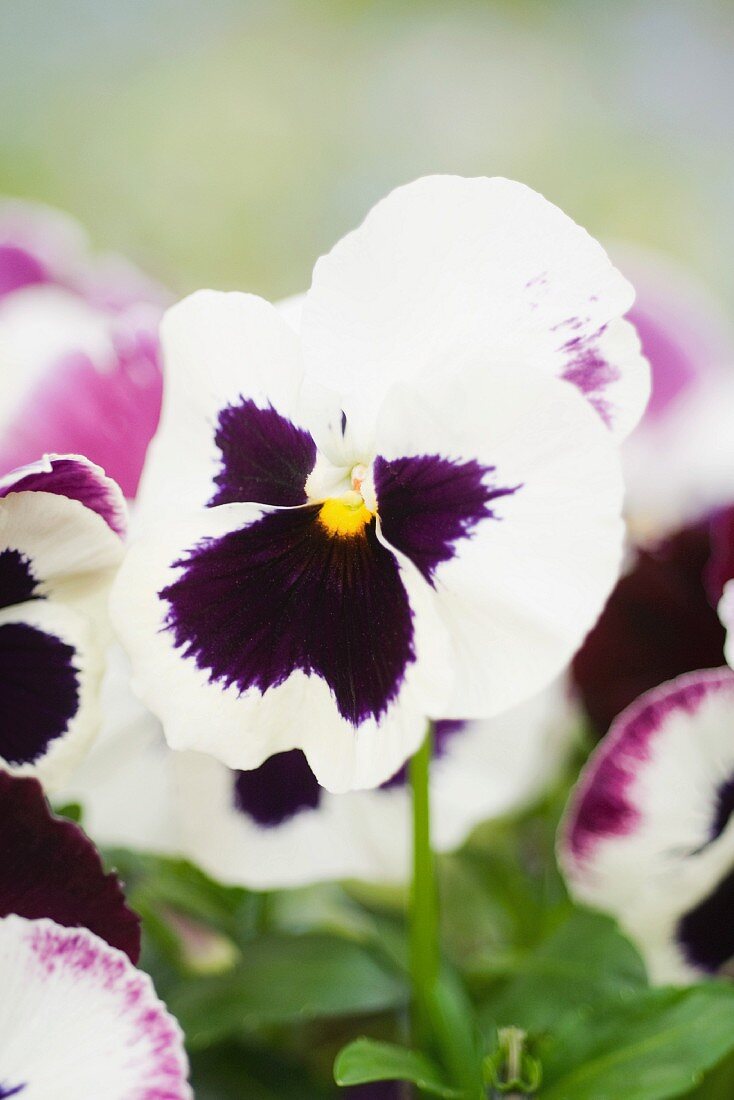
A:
0 771 141 961
0 456 126 536
0 244 48 297
560 323 619 427
161 506 415 726
678 865 734 973
232 750 322 827
0 549 39 611
210 399 316 508
573 521 726 737
380 719 465 789
705 504 734 604
374 453 517 585
0 622 79 766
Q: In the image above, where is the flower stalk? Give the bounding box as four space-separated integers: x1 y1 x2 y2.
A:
409 722 440 1052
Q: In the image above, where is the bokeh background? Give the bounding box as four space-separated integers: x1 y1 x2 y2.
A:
2 0 734 307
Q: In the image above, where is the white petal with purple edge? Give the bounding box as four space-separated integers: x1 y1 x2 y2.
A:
301 175 648 440
0 454 127 537
0 915 191 1099
373 362 625 718
560 669 734 983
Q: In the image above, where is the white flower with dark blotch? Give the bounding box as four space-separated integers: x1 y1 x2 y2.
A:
113 175 645 792
560 668 734 983
0 770 190 1099
613 243 734 537
0 455 125 789
0 199 168 498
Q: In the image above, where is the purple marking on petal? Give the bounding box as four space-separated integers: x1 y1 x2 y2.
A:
0 772 141 961
380 720 466 790
210 399 316 508
567 672 734 864
0 321 162 500
0 457 125 536
560 324 619 427
0 549 39 610
630 303 698 422
677 864 734 973
374 454 517 585
161 506 415 726
0 622 79 765
0 1085 26 1098
710 775 734 844
0 244 48 297
232 749 322 827
573 521 726 737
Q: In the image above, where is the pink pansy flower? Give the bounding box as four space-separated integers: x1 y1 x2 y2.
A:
0 199 169 498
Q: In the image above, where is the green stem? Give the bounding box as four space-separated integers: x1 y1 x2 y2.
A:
409 722 439 1051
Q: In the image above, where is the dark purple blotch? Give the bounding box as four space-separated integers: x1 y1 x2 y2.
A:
210 399 316 508
0 549 39 610
710 776 734 844
162 506 415 726
0 771 141 962
0 1084 26 1098
678 864 734 973
233 749 321 826
374 453 517 585
0 622 79 765
380 720 465 789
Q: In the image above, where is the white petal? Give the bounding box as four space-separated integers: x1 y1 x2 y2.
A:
138 290 308 520
0 915 190 1099
0 600 102 791
56 645 179 852
112 505 451 792
720 582 734 671
374 363 625 718
174 677 572 888
560 669 734 983
301 175 647 439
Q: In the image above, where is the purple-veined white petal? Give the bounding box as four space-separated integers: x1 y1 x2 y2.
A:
0 915 190 1099
372 362 625 718
112 504 451 792
560 668 734 983
301 175 648 441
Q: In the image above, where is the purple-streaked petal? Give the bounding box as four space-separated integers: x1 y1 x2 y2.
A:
301 175 648 441
0 915 190 1098
573 519 726 737
0 771 140 960
374 453 517 585
560 668 734 982
209 399 316 508
161 505 416 727
0 455 126 537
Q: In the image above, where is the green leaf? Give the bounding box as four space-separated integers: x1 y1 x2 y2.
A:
169 932 408 1047
191 1042 329 1100
480 908 646 1034
334 1038 463 1097
541 984 734 1100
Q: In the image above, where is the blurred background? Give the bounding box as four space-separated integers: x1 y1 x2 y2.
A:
2 0 733 306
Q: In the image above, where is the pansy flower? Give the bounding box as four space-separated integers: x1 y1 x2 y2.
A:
0 199 168 497
0 770 191 1098
560 669 734 983
0 454 125 788
114 175 645 791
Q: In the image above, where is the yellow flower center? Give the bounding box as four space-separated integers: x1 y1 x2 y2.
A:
318 490 373 537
